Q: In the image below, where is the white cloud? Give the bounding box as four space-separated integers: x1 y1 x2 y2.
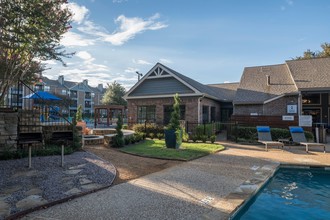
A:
101 14 168 46
113 0 127 3
41 60 57 65
67 3 89 24
125 67 139 73
132 59 152 65
76 51 95 63
61 32 95 47
159 58 172 64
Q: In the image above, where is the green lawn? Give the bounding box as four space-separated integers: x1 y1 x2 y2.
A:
120 139 225 161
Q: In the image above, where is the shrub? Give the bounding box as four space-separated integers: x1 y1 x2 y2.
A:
124 136 131 145
210 135 216 143
132 124 163 138
182 131 189 142
192 135 198 143
112 115 124 148
149 133 155 139
156 133 164 140
134 133 143 142
201 135 208 143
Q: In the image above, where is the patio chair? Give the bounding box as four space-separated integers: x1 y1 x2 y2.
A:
257 126 284 151
289 126 326 153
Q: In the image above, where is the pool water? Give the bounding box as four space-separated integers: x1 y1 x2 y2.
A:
233 168 330 220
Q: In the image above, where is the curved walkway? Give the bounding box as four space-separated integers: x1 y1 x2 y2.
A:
0 151 116 219
22 142 330 220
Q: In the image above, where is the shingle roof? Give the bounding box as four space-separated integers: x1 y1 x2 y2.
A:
159 63 237 101
42 77 66 89
286 57 330 91
234 64 297 104
207 83 239 101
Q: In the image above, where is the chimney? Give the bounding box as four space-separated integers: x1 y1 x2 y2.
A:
266 75 270 86
58 75 64 85
83 79 88 86
97 83 103 92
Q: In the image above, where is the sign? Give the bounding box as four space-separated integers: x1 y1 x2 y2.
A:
282 115 294 121
299 115 312 127
287 105 297 114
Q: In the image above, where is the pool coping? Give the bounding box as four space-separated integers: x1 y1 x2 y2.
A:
227 163 330 219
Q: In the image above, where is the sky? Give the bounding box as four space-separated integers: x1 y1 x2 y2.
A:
43 0 330 90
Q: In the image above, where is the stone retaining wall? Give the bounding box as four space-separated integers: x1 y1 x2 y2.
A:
0 111 18 152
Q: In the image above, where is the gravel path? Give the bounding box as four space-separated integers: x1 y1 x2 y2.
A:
0 151 116 219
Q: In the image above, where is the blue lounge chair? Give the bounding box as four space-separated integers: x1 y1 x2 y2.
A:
257 126 284 151
289 126 326 153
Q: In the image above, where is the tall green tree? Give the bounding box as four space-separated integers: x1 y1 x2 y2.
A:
101 81 127 106
168 93 181 130
294 42 330 60
0 0 73 102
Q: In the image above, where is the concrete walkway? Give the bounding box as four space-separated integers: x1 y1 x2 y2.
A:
22 142 330 220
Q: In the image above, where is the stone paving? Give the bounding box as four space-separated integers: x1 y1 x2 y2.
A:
0 151 116 219
21 141 330 220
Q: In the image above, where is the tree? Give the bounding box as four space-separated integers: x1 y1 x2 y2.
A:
101 81 127 106
0 0 73 102
168 93 181 130
113 114 124 148
76 105 83 122
294 42 330 60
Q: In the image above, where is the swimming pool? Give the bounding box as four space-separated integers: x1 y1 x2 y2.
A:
232 167 330 220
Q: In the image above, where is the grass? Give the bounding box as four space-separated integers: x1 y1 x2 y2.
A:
120 139 225 161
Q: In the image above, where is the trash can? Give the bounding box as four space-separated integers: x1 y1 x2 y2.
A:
314 123 327 143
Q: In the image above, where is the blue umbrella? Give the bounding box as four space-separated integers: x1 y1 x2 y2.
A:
23 91 62 100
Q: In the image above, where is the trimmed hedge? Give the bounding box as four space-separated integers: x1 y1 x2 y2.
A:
234 126 314 142
132 124 164 138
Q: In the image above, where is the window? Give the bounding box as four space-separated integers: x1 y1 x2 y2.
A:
210 107 216 122
137 106 156 123
62 90 67 95
202 106 209 123
44 86 50 91
302 93 321 105
163 105 185 125
91 93 95 98
302 108 321 123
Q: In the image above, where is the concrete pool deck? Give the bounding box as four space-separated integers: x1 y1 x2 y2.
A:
21 142 330 220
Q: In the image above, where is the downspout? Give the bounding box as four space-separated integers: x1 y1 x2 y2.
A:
198 95 205 124
298 91 301 125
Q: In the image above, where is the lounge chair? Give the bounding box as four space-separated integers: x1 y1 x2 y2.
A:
257 126 284 151
289 126 326 153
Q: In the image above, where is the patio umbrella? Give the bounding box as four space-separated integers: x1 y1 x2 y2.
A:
23 91 62 101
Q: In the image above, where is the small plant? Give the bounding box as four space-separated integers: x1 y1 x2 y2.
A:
149 133 155 139
210 135 216 143
130 135 136 144
157 133 164 140
201 135 207 143
192 135 198 143
124 136 131 145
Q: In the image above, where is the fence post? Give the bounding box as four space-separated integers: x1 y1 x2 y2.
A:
235 121 238 143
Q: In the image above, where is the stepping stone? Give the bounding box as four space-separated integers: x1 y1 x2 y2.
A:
69 164 87 170
25 188 43 196
0 200 10 218
64 188 82 195
64 169 82 175
16 195 47 210
2 185 22 194
79 178 93 185
81 183 103 190
11 170 38 178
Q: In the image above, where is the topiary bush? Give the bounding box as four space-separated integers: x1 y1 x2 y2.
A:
132 124 163 138
112 114 124 148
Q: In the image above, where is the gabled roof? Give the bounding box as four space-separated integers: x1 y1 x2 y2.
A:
124 63 238 101
286 57 330 91
42 77 66 89
234 64 297 104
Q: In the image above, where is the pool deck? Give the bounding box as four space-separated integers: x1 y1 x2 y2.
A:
20 141 330 220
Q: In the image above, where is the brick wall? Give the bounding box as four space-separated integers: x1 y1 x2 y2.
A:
234 96 298 116
127 96 201 124
127 96 222 125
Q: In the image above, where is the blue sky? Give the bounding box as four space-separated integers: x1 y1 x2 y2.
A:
43 0 330 89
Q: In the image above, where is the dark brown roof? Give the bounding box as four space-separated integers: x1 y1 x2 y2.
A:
286 57 330 91
207 82 239 101
234 64 297 104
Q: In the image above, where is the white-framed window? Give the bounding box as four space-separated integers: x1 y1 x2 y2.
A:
62 90 67 95
91 93 95 97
